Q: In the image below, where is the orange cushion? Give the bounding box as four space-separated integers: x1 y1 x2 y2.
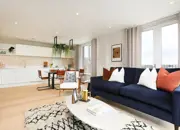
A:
157 68 180 92
103 68 115 80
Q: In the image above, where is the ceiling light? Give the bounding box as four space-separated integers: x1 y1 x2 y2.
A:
109 26 112 29
76 13 79 16
169 1 175 4
56 32 59 34
14 21 18 25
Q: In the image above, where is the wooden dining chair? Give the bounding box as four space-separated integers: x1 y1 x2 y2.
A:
79 69 84 77
56 70 66 83
37 70 51 91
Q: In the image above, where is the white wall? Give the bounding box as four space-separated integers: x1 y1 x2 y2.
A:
96 30 127 76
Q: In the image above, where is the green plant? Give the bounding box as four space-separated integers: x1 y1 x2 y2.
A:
52 44 70 57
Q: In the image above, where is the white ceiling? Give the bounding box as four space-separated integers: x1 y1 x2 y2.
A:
0 0 180 44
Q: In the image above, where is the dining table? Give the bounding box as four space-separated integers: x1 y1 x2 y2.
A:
45 70 57 89
37 70 57 91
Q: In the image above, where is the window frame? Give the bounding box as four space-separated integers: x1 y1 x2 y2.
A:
140 18 179 68
161 23 179 66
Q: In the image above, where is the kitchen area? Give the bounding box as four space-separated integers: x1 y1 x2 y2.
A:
0 42 77 88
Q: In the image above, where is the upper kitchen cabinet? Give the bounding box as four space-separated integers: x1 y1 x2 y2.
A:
15 44 74 58
16 44 53 57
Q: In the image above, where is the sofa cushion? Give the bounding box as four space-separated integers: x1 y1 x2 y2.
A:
109 68 125 83
157 68 180 92
138 68 157 90
103 68 115 80
119 84 172 112
91 77 126 95
111 67 140 84
103 81 126 95
124 68 137 84
134 68 145 84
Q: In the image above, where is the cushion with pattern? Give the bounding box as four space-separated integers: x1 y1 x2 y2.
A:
64 71 76 82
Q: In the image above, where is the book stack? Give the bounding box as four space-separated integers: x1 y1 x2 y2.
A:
87 104 110 116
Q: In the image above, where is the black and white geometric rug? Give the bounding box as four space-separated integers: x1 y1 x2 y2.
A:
25 102 156 130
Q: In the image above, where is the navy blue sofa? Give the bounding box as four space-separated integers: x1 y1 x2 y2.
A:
91 67 180 130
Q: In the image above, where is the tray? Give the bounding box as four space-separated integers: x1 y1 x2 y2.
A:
79 99 90 102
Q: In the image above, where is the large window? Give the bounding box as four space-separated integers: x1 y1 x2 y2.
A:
84 46 89 58
83 45 91 73
141 30 154 65
141 22 179 67
162 23 178 66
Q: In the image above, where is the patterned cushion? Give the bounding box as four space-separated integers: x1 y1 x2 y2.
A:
64 71 76 82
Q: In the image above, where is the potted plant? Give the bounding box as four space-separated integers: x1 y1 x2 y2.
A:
52 44 70 57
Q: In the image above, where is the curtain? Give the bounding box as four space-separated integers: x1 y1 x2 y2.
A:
91 38 97 76
178 13 180 67
126 27 141 67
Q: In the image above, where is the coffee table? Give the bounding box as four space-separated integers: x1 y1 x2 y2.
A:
65 96 131 130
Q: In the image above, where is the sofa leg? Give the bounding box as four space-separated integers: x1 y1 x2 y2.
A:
175 125 179 130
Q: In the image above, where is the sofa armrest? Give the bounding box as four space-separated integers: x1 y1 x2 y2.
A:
90 76 103 84
90 76 103 91
172 86 180 125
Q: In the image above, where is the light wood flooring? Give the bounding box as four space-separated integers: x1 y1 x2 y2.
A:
0 84 66 130
0 84 174 130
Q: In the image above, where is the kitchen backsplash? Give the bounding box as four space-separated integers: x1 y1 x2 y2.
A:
0 55 73 68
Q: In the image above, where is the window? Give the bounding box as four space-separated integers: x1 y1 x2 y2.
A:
141 30 154 65
162 23 178 65
84 46 89 58
83 45 91 73
141 21 179 68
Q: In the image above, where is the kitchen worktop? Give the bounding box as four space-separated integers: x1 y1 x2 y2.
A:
0 66 64 70
0 66 65 87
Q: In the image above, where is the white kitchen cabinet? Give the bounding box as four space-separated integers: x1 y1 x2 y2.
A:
16 44 27 56
16 44 53 57
15 69 30 83
16 44 73 58
0 68 42 85
1 69 16 84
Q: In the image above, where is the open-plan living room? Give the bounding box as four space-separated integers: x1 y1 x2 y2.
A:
0 0 180 130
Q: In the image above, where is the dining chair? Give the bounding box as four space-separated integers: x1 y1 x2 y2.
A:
79 69 84 77
56 70 66 83
37 70 51 91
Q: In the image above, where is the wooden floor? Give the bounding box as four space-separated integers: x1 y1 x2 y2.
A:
0 84 66 130
0 84 174 130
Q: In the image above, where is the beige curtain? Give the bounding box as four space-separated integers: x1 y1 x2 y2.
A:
91 38 97 76
126 27 141 67
178 13 180 67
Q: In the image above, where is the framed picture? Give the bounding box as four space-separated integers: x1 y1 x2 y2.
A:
111 44 122 62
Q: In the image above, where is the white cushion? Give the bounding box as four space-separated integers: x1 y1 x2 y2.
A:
60 82 78 89
109 68 125 83
138 68 157 90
